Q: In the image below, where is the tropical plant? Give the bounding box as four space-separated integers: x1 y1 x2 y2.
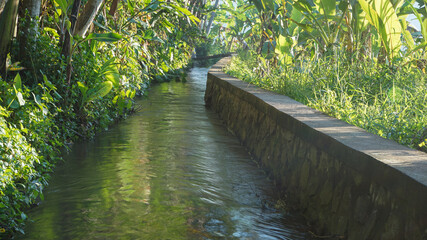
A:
215 0 427 157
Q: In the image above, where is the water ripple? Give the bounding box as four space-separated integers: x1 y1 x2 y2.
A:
19 67 313 240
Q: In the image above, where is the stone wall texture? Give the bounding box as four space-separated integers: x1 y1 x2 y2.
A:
204 58 427 240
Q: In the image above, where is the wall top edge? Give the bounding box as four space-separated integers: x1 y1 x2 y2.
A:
208 57 427 187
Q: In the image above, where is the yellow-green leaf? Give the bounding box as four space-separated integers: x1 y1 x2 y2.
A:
85 81 113 103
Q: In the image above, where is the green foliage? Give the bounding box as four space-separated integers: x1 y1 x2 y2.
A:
0 112 43 236
0 75 59 236
358 0 402 59
78 81 113 106
84 32 123 42
211 0 426 154
226 51 427 152
1 0 199 237
208 0 427 67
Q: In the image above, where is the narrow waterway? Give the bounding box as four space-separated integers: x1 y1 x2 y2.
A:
20 66 313 239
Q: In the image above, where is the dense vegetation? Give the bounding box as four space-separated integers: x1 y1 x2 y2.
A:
208 0 426 152
226 51 427 152
1 0 426 236
0 0 203 236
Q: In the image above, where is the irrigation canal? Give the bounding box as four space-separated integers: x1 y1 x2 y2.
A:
20 66 313 239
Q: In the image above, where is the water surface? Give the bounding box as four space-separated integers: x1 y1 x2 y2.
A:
21 67 313 239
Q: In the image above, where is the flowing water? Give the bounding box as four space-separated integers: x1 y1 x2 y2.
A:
20 66 313 239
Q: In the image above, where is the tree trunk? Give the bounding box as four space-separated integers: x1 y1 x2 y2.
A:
61 0 81 87
22 0 40 18
205 0 219 35
18 0 41 63
0 0 19 76
74 0 104 37
199 14 206 31
61 0 81 57
191 0 204 19
108 0 119 16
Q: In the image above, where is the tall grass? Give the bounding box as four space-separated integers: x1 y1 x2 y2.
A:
225 51 427 152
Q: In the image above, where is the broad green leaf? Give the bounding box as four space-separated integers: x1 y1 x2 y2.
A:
92 20 110 31
96 59 120 87
77 81 88 96
152 36 165 43
261 0 275 11
142 29 155 40
128 0 135 15
422 18 427 42
400 19 415 50
43 27 60 38
14 73 21 90
338 0 348 12
170 4 192 16
162 18 175 29
314 0 336 16
43 75 56 90
85 32 123 42
275 35 292 54
54 0 68 15
9 99 19 109
389 0 404 9
293 0 313 13
85 81 113 103
275 35 293 65
359 0 389 51
112 95 119 104
251 0 265 12
359 0 402 59
170 4 200 25
373 0 402 56
129 90 136 99
104 67 120 87
289 7 305 34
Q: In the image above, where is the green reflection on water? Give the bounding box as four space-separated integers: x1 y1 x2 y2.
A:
20 68 311 240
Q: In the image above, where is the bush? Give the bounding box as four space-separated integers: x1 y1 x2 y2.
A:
0 109 46 236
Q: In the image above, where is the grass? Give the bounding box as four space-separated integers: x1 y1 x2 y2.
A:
225 51 427 152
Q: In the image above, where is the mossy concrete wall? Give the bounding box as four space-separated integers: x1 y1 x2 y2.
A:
204 58 427 239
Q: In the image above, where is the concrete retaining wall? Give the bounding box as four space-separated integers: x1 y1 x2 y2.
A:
204 57 427 239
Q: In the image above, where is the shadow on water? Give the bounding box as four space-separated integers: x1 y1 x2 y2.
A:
18 66 315 239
